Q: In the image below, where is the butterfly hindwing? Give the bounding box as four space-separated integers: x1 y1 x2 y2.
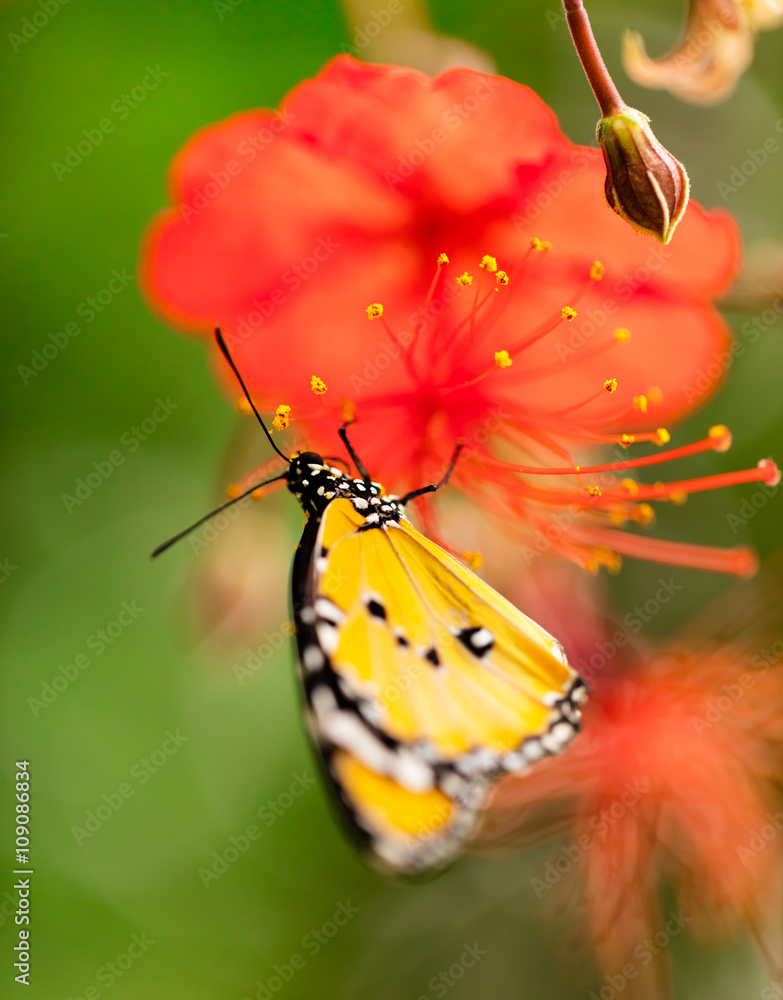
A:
292 494 586 875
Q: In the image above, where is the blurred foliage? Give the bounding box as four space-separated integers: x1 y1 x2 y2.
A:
0 0 781 997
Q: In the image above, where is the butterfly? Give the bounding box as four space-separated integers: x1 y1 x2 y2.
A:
154 330 587 876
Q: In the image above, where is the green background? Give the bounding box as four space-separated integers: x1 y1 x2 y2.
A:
0 0 781 997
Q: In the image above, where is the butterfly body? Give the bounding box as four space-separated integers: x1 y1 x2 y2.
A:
285 452 587 875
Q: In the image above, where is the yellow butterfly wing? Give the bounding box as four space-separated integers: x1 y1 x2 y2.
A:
293 497 586 874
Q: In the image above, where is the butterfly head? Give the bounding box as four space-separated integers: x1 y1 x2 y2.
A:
286 451 350 516
286 451 402 522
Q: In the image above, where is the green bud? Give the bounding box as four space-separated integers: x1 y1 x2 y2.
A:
597 107 690 244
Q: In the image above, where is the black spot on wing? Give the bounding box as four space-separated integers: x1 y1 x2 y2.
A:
367 599 386 620
456 626 495 659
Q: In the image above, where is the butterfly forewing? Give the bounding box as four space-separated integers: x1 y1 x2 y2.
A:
293 493 586 875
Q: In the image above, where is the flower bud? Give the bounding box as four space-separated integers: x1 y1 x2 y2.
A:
597 107 690 244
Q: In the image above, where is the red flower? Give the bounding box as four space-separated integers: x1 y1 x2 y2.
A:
142 56 777 575
481 644 783 994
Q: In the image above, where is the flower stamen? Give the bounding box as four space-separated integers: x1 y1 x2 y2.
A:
512 426 734 476
272 404 291 431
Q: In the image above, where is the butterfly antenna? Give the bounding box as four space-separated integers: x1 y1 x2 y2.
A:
400 442 463 505
151 473 287 558
215 327 290 464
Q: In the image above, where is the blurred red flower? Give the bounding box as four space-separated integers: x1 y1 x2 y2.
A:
480 631 783 998
142 55 777 575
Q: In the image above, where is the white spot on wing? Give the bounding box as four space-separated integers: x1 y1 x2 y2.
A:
317 623 339 655
314 597 345 623
302 646 324 671
393 752 434 793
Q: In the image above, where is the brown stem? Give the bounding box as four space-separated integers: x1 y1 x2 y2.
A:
562 0 626 117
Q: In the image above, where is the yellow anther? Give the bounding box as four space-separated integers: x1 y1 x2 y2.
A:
311 375 327 395
635 503 656 525
622 478 639 495
669 491 688 506
494 350 512 369
496 270 509 285
655 427 670 446
561 306 577 321
709 424 732 452
251 487 266 501
585 557 599 575
272 404 291 431
614 327 631 344
609 507 628 526
531 237 552 251
341 398 356 423
633 395 648 413
620 433 635 448
457 272 473 287
366 303 383 320
480 254 497 272
590 260 605 281
604 378 618 393
225 483 242 500
437 252 449 266
588 485 602 497
648 385 664 404
593 546 623 574
235 396 253 415
463 551 483 570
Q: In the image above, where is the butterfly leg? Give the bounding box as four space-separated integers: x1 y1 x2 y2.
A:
400 442 463 506
339 422 372 487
